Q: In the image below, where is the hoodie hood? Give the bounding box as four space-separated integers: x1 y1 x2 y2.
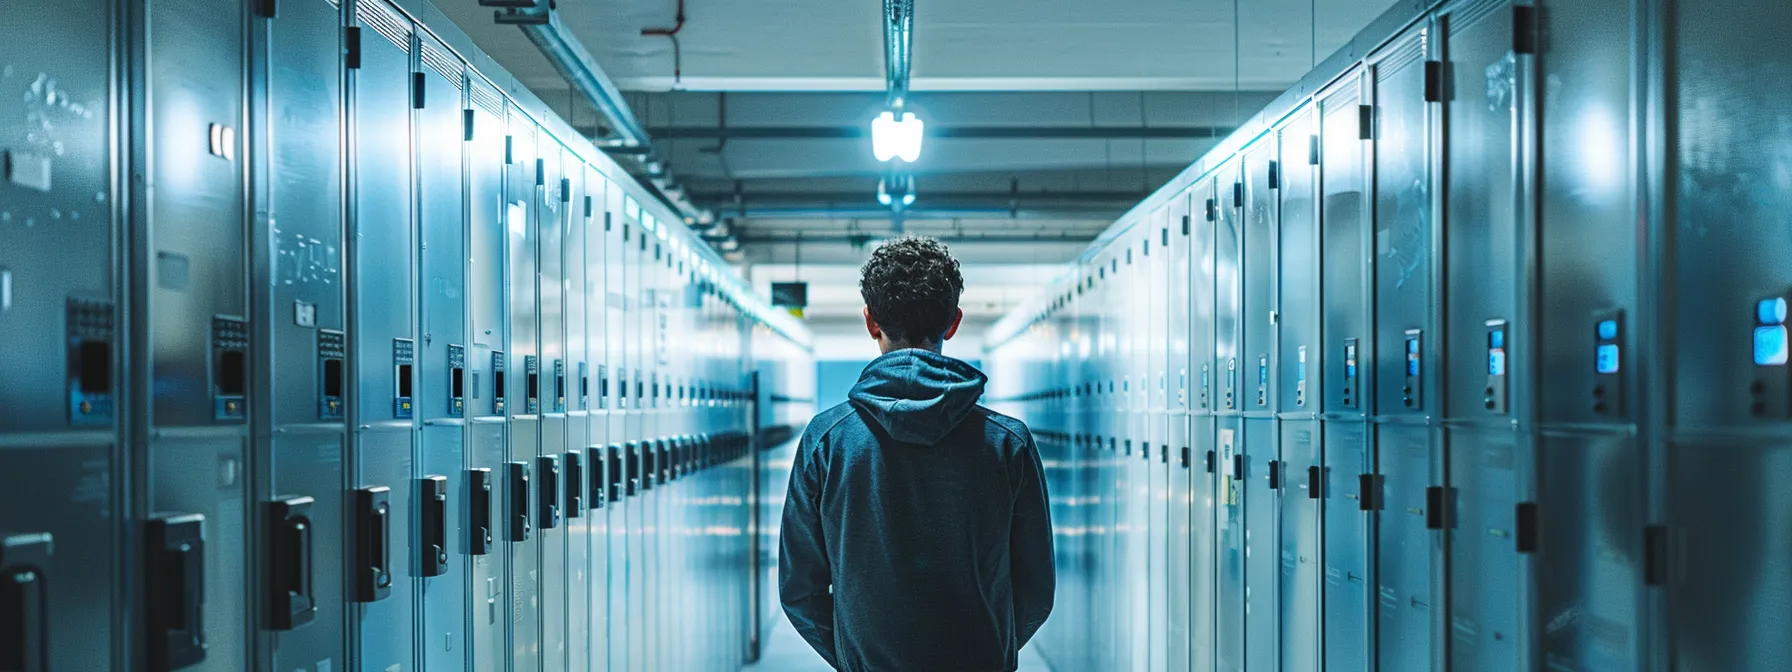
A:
848 349 988 445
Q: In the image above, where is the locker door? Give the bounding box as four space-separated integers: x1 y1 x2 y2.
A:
537 135 569 672
1318 74 1373 672
1533 0 1643 668
564 160 591 672
1167 192 1195 672
0 1 121 670
1369 24 1442 672
607 190 631 672
1670 0 1792 668
1275 109 1323 672
505 112 542 672
348 5 419 669
415 34 470 672
1148 215 1171 672
1215 162 1247 672
584 168 611 672
1240 139 1282 670
1440 3 1534 669
625 202 648 672
1190 178 1219 672
1127 232 1149 672
465 77 511 672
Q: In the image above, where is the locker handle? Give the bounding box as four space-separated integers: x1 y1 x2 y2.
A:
1267 460 1282 490
144 516 206 670
607 445 625 502
587 447 606 509
265 496 316 630
468 468 493 555
1205 450 1216 474
537 456 561 530
352 487 392 603
418 477 449 578
565 452 584 517
2 534 51 672
1307 466 1322 499
1425 486 1447 530
1515 502 1539 554
507 462 531 542
1357 474 1378 511
1232 454 1244 481
1180 446 1190 469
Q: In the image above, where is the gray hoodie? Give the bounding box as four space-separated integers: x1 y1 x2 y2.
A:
780 348 1055 672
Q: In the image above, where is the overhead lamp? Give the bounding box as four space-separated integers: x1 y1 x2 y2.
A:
878 174 917 208
871 110 924 162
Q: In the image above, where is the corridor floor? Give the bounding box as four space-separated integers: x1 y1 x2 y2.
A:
742 614 1054 672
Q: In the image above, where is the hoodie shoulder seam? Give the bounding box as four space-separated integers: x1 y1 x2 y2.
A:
974 406 1032 445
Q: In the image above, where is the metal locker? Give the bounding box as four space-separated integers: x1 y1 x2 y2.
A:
1318 73 1374 672
1275 109 1324 672
564 156 592 672
537 134 569 672
606 189 631 672
1146 215 1171 672
1240 139 1282 669
1126 232 1149 672
0 0 121 669
1534 0 1643 667
1670 0 1792 668
1167 191 1195 672
131 0 256 668
584 168 610 672
414 31 470 672
1214 162 1247 672
1369 25 1442 672
1189 177 1220 672
464 75 512 672
348 3 419 668
623 201 648 672
1440 3 1533 669
505 111 543 672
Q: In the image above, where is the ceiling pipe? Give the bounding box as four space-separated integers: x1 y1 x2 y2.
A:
882 0 915 110
482 0 723 243
640 124 1236 140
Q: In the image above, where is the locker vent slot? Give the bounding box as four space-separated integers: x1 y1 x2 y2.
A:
470 80 505 119
359 1 412 52
421 40 464 89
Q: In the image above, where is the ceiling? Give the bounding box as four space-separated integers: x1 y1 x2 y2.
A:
435 0 1398 323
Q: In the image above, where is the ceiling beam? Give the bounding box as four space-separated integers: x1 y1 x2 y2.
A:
693 190 1148 204
632 125 1235 140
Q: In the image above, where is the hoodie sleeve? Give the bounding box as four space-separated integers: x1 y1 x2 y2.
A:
1010 430 1056 650
779 431 839 669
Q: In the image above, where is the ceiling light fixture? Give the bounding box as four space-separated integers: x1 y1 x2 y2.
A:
871 110 924 163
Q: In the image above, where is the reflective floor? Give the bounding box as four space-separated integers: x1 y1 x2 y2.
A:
743 613 1053 672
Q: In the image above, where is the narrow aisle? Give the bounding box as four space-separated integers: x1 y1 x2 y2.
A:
742 613 1054 672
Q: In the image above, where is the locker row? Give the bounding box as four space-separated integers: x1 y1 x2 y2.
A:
0 0 815 671
985 0 1792 670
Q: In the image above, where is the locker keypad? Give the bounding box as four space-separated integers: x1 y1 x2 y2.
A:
1485 320 1508 414
553 359 565 412
447 344 465 417
393 338 415 419
1342 338 1359 409
1593 311 1624 416
1403 329 1422 410
523 355 539 414
318 330 346 420
491 351 507 415
212 316 249 422
1751 297 1789 417
66 298 115 425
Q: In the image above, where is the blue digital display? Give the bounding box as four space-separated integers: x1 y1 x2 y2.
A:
1756 325 1789 366
1259 357 1268 384
1345 344 1357 378
1759 298 1789 326
1408 338 1420 354
1297 346 1308 382
1597 319 1619 341
1488 351 1507 376
1406 338 1421 376
1596 344 1620 374
1489 329 1505 349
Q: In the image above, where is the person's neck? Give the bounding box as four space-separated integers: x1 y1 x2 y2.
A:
878 340 942 355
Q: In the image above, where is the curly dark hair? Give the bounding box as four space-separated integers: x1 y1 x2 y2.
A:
859 236 964 346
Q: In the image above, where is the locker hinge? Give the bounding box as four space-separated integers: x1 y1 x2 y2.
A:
1205 450 1216 473
1357 473 1380 511
1308 134 1320 165
1513 5 1539 55
1232 454 1244 480
1181 214 1190 236
462 109 474 141
344 27 362 70
1267 460 1282 489
1514 501 1539 553
1423 60 1445 103
1307 465 1322 499
1644 524 1671 585
1357 105 1374 139
1267 160 1280 190
1425 485 1447 529
1231 182 1244 208
412 72 426 109
259 0 278 18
